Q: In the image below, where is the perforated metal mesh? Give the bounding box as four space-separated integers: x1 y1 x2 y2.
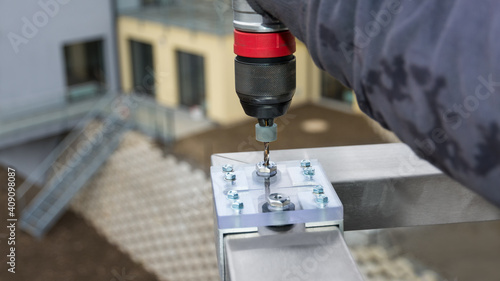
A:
71 131 218 281
350 246 440 281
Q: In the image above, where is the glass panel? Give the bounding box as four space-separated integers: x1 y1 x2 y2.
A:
176 50 206 111
130 40 155 96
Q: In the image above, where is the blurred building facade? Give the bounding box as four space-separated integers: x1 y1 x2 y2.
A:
0 0 119 147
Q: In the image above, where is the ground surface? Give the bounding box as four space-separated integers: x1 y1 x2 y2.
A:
0 168 158 281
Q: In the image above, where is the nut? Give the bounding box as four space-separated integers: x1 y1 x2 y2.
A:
300 159 311 168
315 194 329 207
224 172 236 181
231 201 244 210
268 193 291 210
222 164 233 172
227 190 239 200
255 161 277 177
313 185 324 196
303 167 315 177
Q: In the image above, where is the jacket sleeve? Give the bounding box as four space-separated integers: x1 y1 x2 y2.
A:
252 0 500 206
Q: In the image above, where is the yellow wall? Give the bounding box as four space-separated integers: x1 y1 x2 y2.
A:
117 16 320 125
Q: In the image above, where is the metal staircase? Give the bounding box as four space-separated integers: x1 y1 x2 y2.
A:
19 117 131 237
16 93 176 238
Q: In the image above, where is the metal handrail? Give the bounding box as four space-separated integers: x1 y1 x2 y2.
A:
212 144 500 231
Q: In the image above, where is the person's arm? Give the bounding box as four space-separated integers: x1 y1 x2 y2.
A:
251 0 500 206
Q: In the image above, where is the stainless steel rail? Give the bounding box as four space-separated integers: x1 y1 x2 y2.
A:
225 226 364 281
212 143 500 231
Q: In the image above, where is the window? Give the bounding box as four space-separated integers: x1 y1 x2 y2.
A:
64 39 106 100
176 51 206 111
321 71 353 105
130 40 155 96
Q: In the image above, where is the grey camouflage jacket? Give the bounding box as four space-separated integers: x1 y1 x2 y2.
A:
252 0 500 207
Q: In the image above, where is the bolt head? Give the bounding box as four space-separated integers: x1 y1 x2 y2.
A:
256 161 277 177
222 164 233 172
315 194 329 204
313 185 324 195
231 201 244 210
303 167 315 176
225 172 236 181
300 159 311 168
227 190 239 200
268 193 291 209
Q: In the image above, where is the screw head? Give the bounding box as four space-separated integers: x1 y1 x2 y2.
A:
225 172 236 181
227 190 239 200
222 164 233 172
231 201 244 210
313 185 324 195
303 167 315 176
300 159 311 168
315 194 329 206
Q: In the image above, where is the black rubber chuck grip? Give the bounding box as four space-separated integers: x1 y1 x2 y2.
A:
235 55 296 120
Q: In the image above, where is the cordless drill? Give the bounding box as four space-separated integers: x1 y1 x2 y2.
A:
232 0 296 167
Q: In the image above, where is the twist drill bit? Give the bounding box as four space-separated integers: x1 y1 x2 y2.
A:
264 142 270 166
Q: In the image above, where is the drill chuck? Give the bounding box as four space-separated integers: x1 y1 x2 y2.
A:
235 54 296 121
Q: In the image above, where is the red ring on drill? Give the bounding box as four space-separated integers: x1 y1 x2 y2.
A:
234 30 296 58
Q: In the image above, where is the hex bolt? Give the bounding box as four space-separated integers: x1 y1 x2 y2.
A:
227 190 239 200
267 193 291 211
231 201 244 210
225 172 236 181
303 167 315 179
222 164 234 173
300 159 311 168
315 194 329 208
313 185 324 196
255 161 277 177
